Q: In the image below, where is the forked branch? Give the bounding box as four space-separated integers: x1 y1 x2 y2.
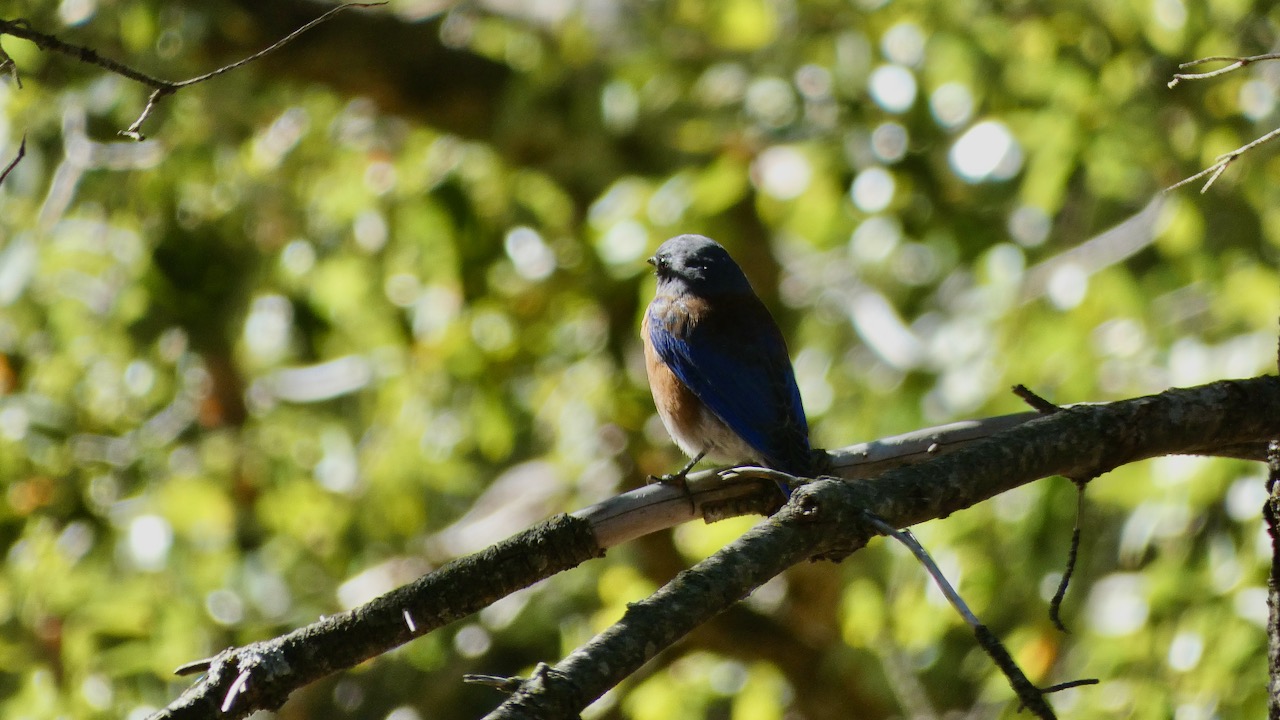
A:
0 3 384 139
1166 53 1280 193
144 376 1279 720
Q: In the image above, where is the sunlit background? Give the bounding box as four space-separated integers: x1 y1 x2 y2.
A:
1 0 1279 718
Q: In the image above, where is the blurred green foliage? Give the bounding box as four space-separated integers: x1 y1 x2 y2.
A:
0 0 1278 718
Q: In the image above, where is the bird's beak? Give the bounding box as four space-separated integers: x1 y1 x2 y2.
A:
646 256 656 267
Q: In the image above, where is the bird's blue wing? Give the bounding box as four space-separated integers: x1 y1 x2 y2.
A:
647 294 810 473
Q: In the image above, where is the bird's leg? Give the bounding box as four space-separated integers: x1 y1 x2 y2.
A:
647 450 704 513
648 450 705 491
671 451 705 482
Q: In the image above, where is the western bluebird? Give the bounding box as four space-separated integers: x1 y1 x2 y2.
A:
641 234 812 487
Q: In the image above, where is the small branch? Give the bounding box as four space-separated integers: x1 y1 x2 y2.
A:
1013 384 1062 414
0 17 169 88
120 2 384 140
1165 53 1280 193
1164 126 1280 193
0 3 386 140
463 674 525 694
146 514 601 720
0 133 24 186
0 39 20 87
862 515 980 625
863 514 1058 719
1040 678 1100 694
119 88 174 142
1167 53 1280 89
174 656 215 678
1049 479 1088 633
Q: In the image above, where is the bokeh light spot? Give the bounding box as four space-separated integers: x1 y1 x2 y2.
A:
127 514 173 572
949 120 1023 182
870 121 909 163
936 82 972 128
881 22 925 66
869 65 917 113
752 146 813 200
850 167 895 213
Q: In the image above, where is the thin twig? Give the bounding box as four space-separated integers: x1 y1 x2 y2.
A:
174 655 216 678
0 40 20 87
463 674 525 694
121 2 385 139
1013 384 1062 414
1165 52 1280 193
176 4 385 89
1168 53 1280 88
863 513 981 626
0 3 386 140
1164 126 1280 193
0 133 25 186
119 88 175 141
1040 678 1100 694
0 17 169 88
862 513 1057 719
1049 479 1088 632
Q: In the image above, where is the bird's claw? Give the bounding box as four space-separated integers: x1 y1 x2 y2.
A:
647 471 691 492
647 462 698 513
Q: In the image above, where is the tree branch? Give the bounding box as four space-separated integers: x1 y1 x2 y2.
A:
149 375 1280 720
0 3 385 140
1167 53 1280 89
1164 126 1280 194
1265 440 1280 718
1166 53 1280 193
0 133 24 186
148 515 601 720
863 514 1065 719
485 375 1280 718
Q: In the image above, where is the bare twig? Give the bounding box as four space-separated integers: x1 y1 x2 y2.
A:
122 2 386 139
0 3 386 140
0 40 20 87
463 674 525 694
0 16 170 87
863 514 1058 719
862 515 979 624
1167 53 1280 89
148 515 601 720
174 656 215 678
0 133 24 186
1040 678 1100 694
1165 126 1280 193
1013 384 1062 414
1049 479 1088 632
1165 53 1280 193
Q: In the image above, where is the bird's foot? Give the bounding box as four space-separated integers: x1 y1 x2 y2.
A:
647 451 704 487
647 452 705 511
647 471 689 491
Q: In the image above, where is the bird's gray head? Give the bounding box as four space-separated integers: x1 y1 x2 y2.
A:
648 234 753 295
